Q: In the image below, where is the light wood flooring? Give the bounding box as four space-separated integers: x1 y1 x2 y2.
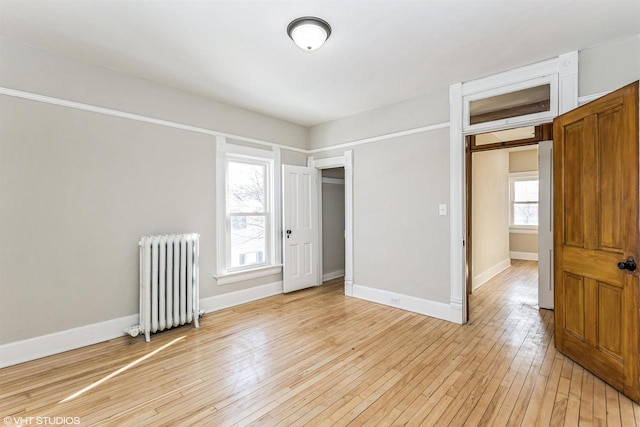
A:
1 260 639 426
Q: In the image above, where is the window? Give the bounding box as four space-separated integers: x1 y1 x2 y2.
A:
215 138 281 284
463 75 558 133
228 159 268 269
509 173 539 229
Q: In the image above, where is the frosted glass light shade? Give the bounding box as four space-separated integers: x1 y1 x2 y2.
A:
287 17 331 51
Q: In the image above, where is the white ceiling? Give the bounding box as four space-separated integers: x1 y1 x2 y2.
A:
1 1 638 126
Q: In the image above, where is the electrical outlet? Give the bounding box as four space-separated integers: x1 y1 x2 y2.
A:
390 298 400 305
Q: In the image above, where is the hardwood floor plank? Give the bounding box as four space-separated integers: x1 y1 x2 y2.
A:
1 262 638 426
579 366 595 427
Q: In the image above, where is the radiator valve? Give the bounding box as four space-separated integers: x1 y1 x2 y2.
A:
124 325 141 338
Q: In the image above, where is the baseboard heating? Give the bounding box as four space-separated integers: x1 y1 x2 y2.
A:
125 233 203 342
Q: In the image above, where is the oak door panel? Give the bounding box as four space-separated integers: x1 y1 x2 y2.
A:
554 81 639 402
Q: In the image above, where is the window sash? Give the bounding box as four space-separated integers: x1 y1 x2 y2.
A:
227 212 270 271
227 159 267 214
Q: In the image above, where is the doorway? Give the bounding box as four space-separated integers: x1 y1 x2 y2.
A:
307 152 354 295
466 124 553 318
320 167 346 284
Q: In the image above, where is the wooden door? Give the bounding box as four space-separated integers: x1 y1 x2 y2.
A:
554 81 639 401
282 165 319 293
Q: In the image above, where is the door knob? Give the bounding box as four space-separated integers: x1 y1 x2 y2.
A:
286 230 291 239
617 257 636 272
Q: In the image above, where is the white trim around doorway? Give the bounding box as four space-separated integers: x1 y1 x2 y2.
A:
307 153 354 296
449 51 579 325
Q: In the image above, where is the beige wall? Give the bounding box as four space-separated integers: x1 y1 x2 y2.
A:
510 233 538 253
509 148 538 173
321 170 345 277
472 150 510 289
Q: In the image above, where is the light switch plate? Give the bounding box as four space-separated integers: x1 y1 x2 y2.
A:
439 204 447 216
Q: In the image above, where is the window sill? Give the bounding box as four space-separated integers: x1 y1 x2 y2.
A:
214 264 282 285
510 227 538 235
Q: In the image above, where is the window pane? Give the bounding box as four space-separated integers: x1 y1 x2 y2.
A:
474 126 536 146
470 84 550 125
230 215 266 268
228 161 265 213
514 203 539 226
514 180 538 202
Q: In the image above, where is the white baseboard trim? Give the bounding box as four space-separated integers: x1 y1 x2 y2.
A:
473 258 511 291
449 298 464 325
323 269 345 282
0 281 283 368
0 314 138 368
344 278 354 297
200 281 283 313
510 251 539 261
352 284 453 322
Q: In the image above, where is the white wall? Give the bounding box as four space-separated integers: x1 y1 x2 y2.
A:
309 87 450 150
354 129 451 304
579 35 640 97
2 33 638 353
472 150 510 290
0 39 308 148
0 40 307 346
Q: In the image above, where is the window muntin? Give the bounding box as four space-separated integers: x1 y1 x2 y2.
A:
510 174 539 228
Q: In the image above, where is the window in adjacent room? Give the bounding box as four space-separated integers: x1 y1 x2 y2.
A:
509 172 539 229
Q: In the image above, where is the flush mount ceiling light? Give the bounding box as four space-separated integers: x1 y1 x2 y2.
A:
287 16 332 51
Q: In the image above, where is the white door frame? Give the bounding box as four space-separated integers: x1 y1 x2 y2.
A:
307 151 354 296
449 52 579 324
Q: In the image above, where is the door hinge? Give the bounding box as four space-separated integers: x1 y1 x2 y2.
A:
462 239 466 247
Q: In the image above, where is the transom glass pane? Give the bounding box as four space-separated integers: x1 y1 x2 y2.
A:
470 84 551 125
228 161 265 213
474 126 536 146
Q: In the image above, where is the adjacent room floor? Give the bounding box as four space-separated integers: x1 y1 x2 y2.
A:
1 260 638 426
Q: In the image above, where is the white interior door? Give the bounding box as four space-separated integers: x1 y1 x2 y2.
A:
538 140 554 308
283 165 319 293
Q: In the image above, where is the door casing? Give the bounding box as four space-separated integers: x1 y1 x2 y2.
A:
307 152 354 296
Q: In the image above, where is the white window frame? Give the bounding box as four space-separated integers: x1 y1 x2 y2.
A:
509 171 539 232
215 137 282 285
